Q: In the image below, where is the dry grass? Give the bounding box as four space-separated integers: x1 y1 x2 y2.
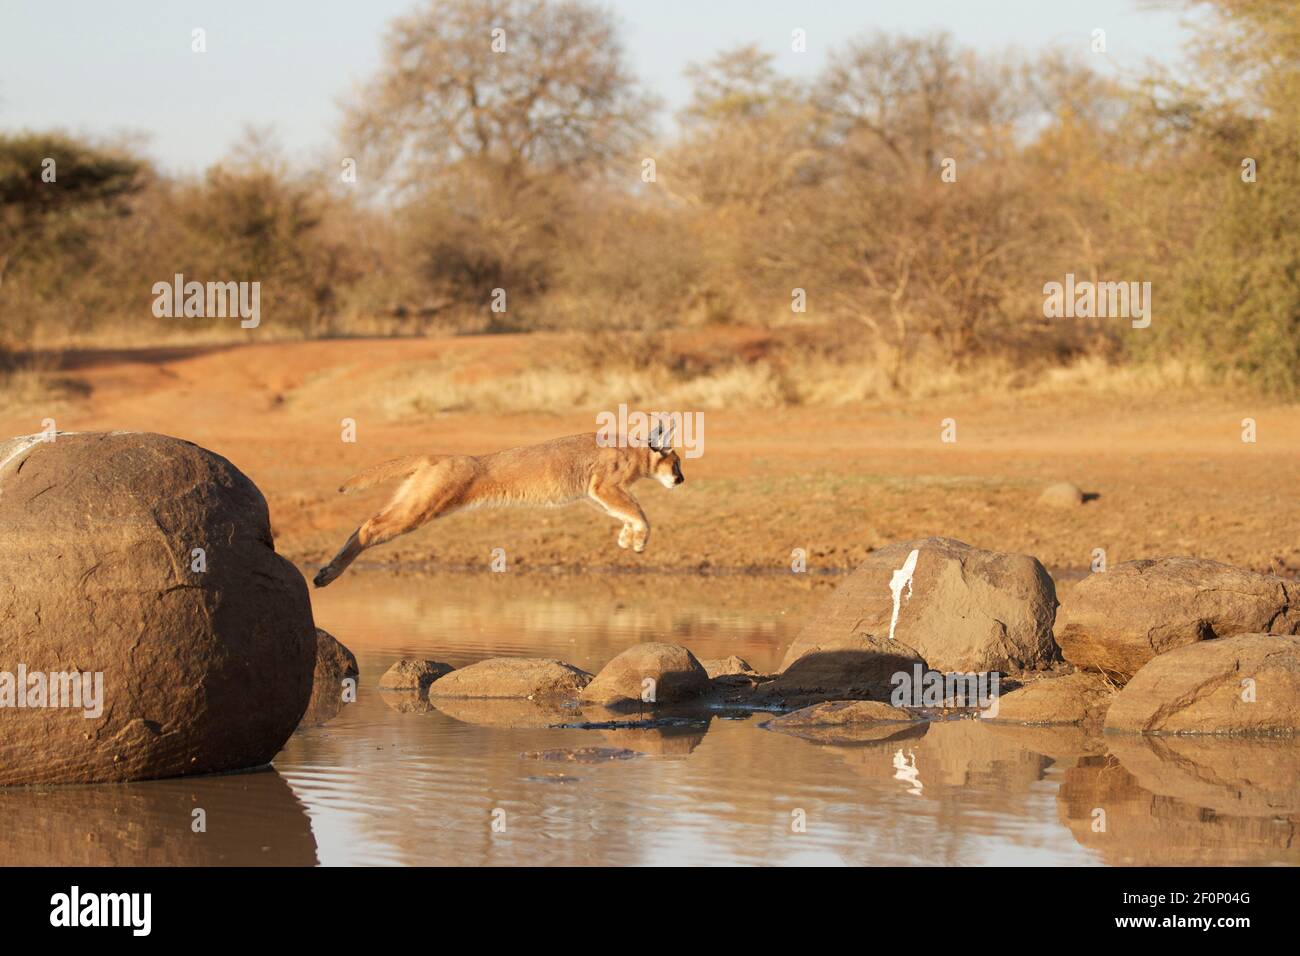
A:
5 319 1225 422
278 330 1222 418
372 362 791 415
0 352 91 416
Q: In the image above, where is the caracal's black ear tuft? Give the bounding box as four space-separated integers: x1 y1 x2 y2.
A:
648 417 675 453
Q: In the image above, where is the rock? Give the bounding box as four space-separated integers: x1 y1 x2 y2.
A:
579 642 710 708
299 629 359 727
379 658 454 693
1038 482 1085 508
1057 557 1298 681
551 707 712 756
315 629 359 681
1104 634 1300 735
987 671 1115 725
764 632 926 706
427 657 591 701
699 655 756 679
764 700 920 729
0 431 316 786
780 537 1059 674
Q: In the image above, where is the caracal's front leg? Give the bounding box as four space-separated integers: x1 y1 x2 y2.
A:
589 483 649 553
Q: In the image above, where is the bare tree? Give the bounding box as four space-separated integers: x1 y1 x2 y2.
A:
344 0 657 188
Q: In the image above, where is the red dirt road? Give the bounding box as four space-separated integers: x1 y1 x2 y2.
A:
4 336 1297 580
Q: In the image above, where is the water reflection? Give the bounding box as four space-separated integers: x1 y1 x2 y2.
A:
9 572 1297 866
0 768 316 866
893 750 924 796
1057 736 1300 866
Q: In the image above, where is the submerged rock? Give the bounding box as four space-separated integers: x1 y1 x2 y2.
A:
1104 634 1300 735
1056 557 1297 682
764 700 920 729
699 655 756 679
779 537 1059 674
378 658 454 693
987 671 1115 726
0 431 316 786
521 747 640 763
299 628 360 727
579 642 711 709
315 629 359 681
428 657 591 701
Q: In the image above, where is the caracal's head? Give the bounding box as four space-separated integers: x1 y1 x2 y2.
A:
648 423 685 489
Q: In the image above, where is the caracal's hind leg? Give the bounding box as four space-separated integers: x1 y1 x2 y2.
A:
314 527 366 588
589 483 649 553
313 459 474 587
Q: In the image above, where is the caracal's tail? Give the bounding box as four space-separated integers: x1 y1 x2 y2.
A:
338 455 439 493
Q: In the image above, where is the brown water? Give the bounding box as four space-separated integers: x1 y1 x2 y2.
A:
5 572 1298 866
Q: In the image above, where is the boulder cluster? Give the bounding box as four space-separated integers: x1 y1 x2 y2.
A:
760 539 1300 736
377 536 1300 742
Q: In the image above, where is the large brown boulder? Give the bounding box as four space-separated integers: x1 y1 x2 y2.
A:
0 431 316 785
778 537 1058 674
579 643 710 708
1057 557 1298 681
427 657 591 700
1104 634 1300 735
987 671 1115 725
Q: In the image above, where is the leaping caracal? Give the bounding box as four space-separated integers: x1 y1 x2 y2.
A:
313 424 685 587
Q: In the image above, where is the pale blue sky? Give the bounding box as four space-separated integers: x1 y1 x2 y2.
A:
0 0 1195 174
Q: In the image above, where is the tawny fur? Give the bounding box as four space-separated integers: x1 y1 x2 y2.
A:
313 432 684 587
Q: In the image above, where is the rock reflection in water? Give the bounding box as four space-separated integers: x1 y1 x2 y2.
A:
431 695 576 728
1058 735 1300 866
0 768 317 866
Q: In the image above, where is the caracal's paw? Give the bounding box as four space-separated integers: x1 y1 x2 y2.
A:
632 528 649 553
617 525 633 549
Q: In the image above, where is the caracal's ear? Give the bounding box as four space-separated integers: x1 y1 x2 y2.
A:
648 417 676 454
